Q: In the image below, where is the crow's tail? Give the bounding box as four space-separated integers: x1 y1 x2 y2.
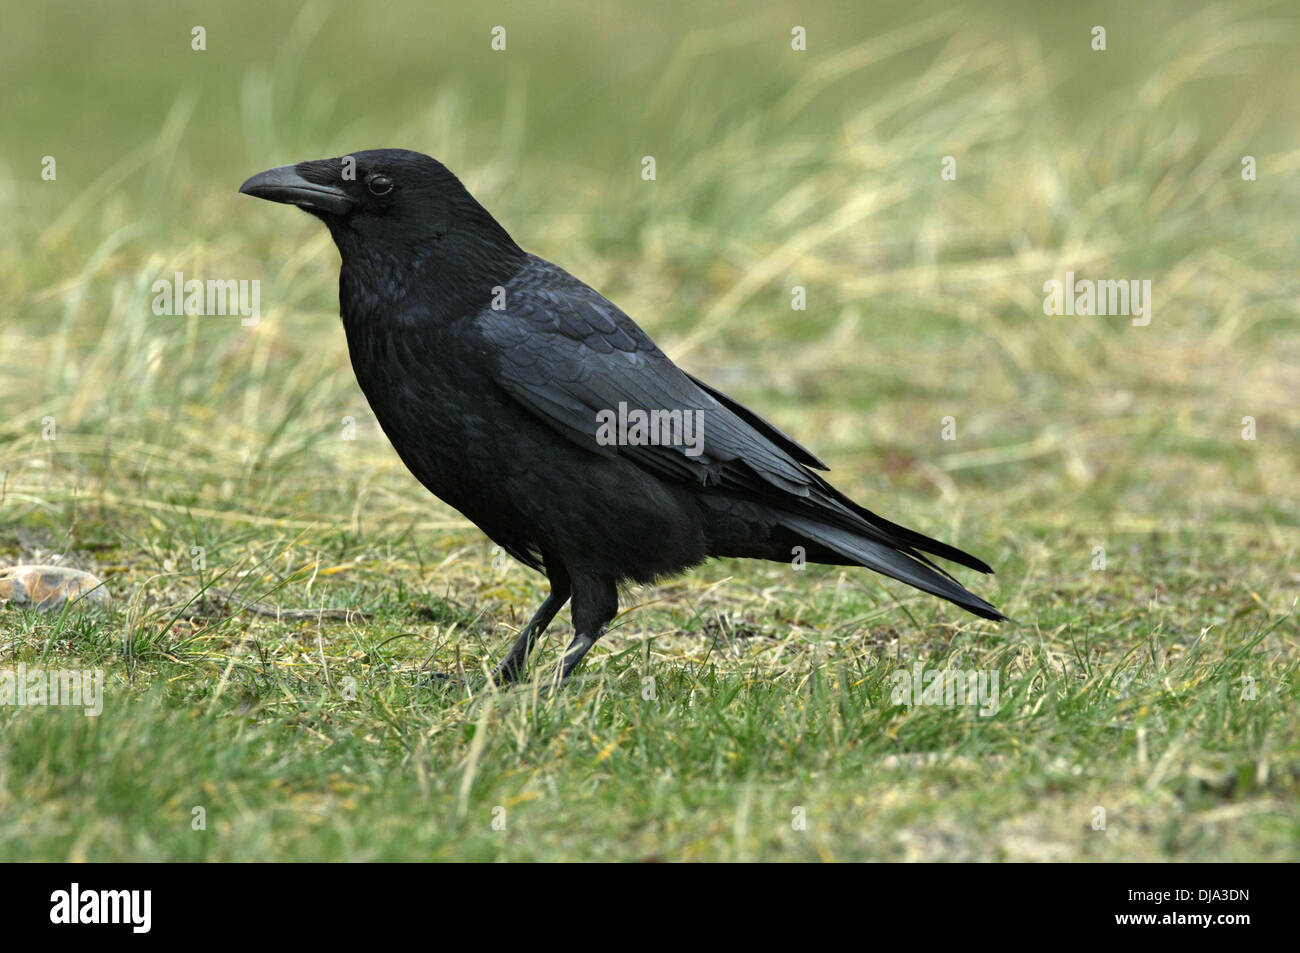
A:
781 513 1006 621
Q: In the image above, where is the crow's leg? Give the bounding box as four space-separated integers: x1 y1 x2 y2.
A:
546 574 618 685
490 574 572 686
430 564 570 690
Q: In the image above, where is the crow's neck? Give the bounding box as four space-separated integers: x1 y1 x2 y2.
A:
335 228 526 330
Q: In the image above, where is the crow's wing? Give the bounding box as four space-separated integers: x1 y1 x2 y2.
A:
680 370 828 471
478 260 828 501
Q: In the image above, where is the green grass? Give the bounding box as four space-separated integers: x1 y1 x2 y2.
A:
1 0 1297 860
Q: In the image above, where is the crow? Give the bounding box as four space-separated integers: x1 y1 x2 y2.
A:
240 149 1004 685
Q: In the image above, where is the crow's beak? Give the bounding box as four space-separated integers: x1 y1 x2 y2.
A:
239 164 356 215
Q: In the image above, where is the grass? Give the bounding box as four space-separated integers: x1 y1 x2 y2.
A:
0 0 1297 861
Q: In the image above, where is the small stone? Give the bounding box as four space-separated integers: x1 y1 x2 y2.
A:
0 565 111 611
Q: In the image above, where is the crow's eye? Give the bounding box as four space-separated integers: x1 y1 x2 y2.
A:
368 175 394 196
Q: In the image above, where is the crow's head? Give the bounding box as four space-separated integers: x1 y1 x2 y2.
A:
239 149 521 268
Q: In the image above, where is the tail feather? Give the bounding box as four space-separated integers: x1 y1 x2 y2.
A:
792 469 994 574
812 478 994 574
782 514 1006 621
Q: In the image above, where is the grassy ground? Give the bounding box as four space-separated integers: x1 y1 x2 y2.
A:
1 1 1297 860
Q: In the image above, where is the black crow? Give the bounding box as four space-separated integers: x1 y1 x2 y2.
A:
240 149 1004 685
